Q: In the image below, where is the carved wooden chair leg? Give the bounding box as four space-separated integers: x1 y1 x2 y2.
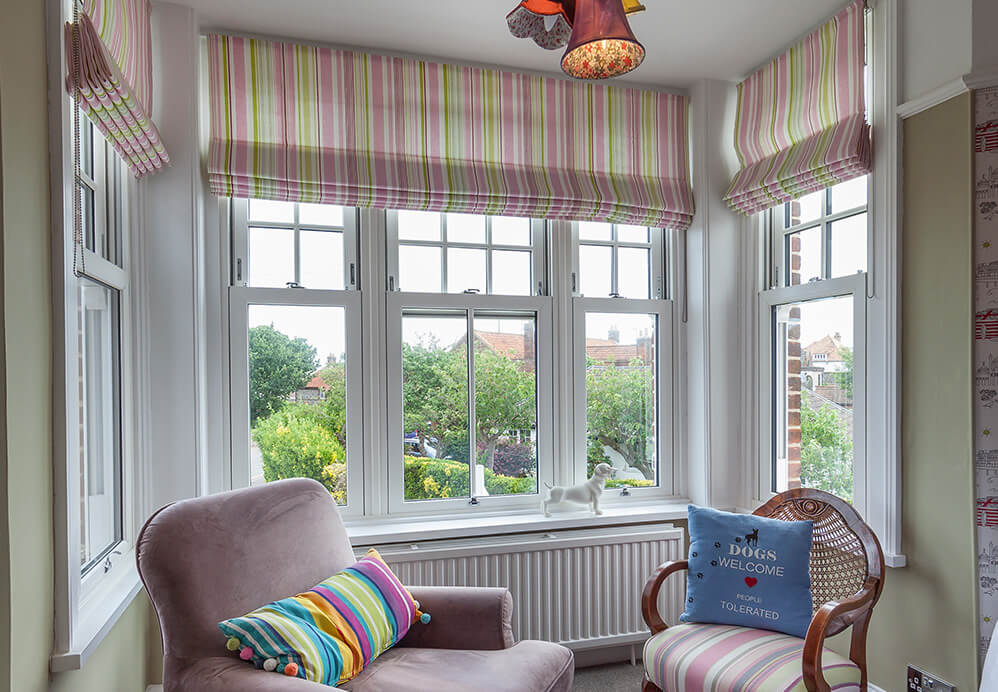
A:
849 611 873 691
641 674 662 692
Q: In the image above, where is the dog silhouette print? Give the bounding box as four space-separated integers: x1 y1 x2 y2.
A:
745 528 759 546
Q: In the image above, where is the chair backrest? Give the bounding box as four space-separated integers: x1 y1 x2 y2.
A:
754 488 884 634
136 479 356 668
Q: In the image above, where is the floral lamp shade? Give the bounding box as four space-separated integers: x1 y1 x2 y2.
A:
561 0 644 79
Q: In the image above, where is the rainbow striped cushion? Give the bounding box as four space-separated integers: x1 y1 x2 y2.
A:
643 623 862 691
218 548 422 685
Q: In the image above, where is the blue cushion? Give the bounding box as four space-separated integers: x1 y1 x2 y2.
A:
680 505 814 638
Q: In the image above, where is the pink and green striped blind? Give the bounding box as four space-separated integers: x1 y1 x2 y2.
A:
206 34 694 229
724 0 870 216
65 0 170 177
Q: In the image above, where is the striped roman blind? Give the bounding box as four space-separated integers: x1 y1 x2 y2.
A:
65 0 170 177
205 34 694 229
724 0 870 216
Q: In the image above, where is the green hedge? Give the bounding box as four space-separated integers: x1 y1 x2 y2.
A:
254 404 346 501
402 456 536 499
605 478 655 489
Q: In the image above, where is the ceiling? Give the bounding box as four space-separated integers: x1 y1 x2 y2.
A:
181 0 847 89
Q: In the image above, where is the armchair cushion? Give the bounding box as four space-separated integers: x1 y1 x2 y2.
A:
218 548 423 685
642 623 860 692
682 505 813 637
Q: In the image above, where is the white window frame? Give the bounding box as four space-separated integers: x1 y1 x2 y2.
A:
572 223 667 299
385 210 547 296
385 292 555 515
569 221 676 500
743 0 902 565
52 114 142 670
228 203 364 517
384 211 554 516
571 297 676 496
231 201 359 290
223 205 683 520
756 272 868 507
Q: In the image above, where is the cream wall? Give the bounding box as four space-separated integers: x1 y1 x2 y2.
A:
0 2 160 691
826 92 979 690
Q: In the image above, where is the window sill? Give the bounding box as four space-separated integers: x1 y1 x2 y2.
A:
345 500 691 546
50 560 143 672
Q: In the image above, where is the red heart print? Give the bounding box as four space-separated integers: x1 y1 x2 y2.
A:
744 577 758 588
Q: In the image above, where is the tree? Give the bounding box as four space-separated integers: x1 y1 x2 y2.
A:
248 325 319 424
585 358 656 480
800 398 853 501
827 346 854 400
473 349 536 471
401 338 467 457
317 361 347 448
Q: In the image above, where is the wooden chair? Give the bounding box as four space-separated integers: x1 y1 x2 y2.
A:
640 489 885 692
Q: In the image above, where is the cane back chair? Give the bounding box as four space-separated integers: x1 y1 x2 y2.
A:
640 488 885 692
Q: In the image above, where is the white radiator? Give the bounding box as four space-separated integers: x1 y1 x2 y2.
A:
362 524 685 650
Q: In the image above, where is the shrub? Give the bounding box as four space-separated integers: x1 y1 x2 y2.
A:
253 404 345 499
482 467 537 495
605 478 655 489
402 456 535 498
403 456 470 500
321 463 347 504
488 441 536 478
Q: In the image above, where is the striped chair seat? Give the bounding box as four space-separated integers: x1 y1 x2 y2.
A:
643 623 862 692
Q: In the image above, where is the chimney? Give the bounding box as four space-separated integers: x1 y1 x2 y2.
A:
608 326 620 343
833 332 841 342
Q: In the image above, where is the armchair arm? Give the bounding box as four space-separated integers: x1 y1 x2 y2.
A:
398 586 514 651
172 657 330 691
802 576 880 692
641 560 688 634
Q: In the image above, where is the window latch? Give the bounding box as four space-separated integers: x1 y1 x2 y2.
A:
103 549 123 574
463 288 480 295
609 291 621 298
285 281 304 289
620 487 631 497
468 496 480 505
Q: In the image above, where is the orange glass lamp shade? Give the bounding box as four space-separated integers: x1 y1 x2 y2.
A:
561 0 645 79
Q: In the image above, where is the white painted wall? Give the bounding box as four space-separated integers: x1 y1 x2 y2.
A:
900 0 972 102
685 79 745 510
142 2 208 509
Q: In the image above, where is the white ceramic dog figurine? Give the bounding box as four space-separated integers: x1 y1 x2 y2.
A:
543 463 614 517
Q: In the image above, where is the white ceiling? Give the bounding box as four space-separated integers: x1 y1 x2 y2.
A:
180 0 847 89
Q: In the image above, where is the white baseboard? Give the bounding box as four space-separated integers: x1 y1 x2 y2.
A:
146 686 163 692
869 684 887 692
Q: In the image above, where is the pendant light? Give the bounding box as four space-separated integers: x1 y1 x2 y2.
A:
561 0 644 79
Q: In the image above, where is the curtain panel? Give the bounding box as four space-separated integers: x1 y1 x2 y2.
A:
724 0 870 216
206 34 694 229
65 0 170 177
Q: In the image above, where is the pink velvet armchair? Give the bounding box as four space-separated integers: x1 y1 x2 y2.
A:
137 478 574 691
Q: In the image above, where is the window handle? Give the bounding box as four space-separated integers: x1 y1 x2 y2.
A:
463 288 480 294
620 487 631 497
609 291 621 298
468 496 479 505
285 281 304 289
103 549 123 574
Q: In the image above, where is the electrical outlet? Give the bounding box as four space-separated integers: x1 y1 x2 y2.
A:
907 666 955 692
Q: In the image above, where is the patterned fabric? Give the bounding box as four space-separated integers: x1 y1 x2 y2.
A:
643 623 861 692
506 1 573 50
206 33 694 229
724 0 870 216
218 549 419 685
65 0 169 177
